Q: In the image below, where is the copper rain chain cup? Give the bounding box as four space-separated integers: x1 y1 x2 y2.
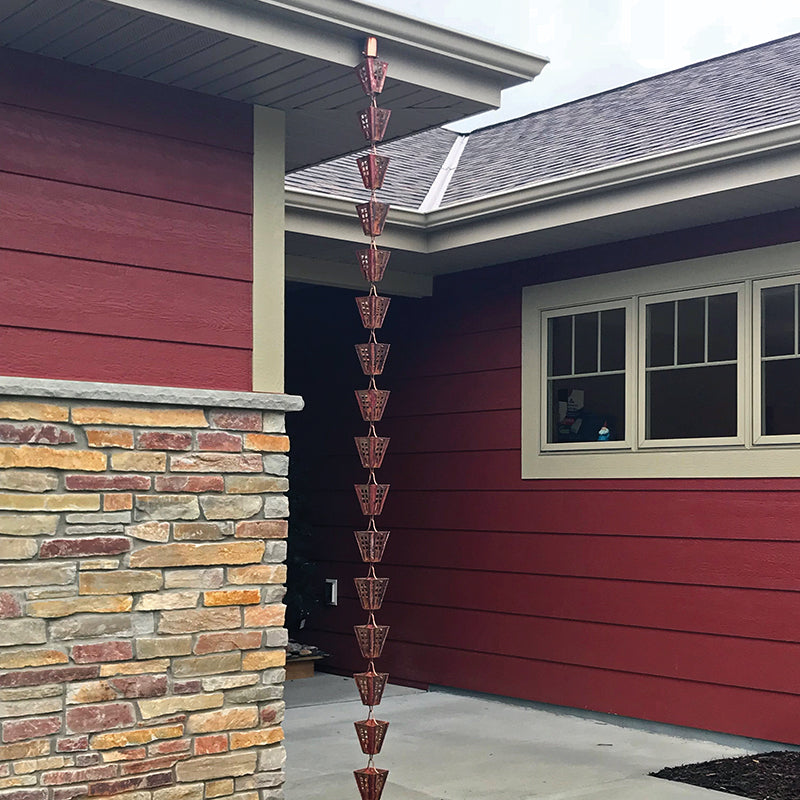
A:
355 342 390 376
354 576 389 611
354 767 389 800
357 153 390 190
354 529 390 563
356 200 390 237
355 435 389 469
355 56 388 95
355 483 389 516
354 665 390 706
354 718 390 755
357 248 391 283
356 295 391 329
359 106 392 143
355 388 390 422
354 623 390 659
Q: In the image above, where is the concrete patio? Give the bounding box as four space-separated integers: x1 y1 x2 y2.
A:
283 673 777 799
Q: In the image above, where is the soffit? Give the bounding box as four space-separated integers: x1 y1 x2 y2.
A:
0 0 546 170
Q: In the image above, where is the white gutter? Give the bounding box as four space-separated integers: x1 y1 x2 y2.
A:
418 135 470 213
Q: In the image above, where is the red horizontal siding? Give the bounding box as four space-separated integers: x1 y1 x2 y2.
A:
287 225 800 744
0 47 253 389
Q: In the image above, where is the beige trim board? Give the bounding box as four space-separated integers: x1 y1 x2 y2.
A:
252 106 286 393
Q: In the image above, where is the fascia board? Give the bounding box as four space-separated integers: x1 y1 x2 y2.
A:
104 0 546 104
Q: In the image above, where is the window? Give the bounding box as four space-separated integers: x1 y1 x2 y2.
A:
522 243 800 478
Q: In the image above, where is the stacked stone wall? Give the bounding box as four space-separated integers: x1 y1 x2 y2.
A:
0 380 301 800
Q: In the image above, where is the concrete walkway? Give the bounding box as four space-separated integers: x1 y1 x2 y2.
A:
283 673 763 799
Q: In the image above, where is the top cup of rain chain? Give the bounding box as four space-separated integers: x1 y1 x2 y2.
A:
355 56 388 95
357 248 391 283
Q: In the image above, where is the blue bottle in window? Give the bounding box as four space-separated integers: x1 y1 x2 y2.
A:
598 422 610 441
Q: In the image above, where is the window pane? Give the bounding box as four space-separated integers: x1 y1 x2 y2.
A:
600 308 625 372
547 374 625 443
677 296 705 365
574 312 598 375
763 358 800 435
548 315 572 376
762 285 795 357
647 301 674 367
708 293 737 362
647 364 736 439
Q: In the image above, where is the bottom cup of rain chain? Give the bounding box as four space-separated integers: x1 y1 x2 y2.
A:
354 623 390 659
354 667 389 706
354 718 389 755
354 766 389 800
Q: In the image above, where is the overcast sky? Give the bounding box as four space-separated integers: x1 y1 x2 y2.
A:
366 0 800 130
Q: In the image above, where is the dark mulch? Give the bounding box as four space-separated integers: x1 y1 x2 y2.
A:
651 750 800 799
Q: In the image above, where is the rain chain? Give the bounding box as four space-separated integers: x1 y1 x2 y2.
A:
352 37 392 800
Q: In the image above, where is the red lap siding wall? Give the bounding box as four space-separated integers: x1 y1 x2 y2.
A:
0 47 253 390
291 208 800 745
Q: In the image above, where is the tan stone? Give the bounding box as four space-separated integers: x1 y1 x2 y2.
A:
80 570 163 595
112 452 166 472
158 607 240 635
0 513 58 536
242 651 285 670
193 631 262 655
187 706 258 734
0 563 75 587
126 521 170 542
243 434 290 452
0 446 105 471
86 428 135 448
200 495 262 521
229 565 286 585
79 559 119 570
164 568 224 589
171 652 241 677
136 636 193 659
99 659 169 677
138 692 224 720
0 649 68 669
225 476 288 494
0 492 99 511
170 453 262 473
28 594 132 618
0 470 58 492
229 727 284 749
105 493 133 511
91 724 184 749
234 520 287 540
0 738 50 761
72 406 207 428
202 674 259 692
0 537 38 559
205 779 233 799
66 680 116 704
243 605 286 628
0 401 68 422
153 784 204 800
173 522 230 541
175 751 256 782
0 776 36 789
130 541 264 568
135 591 198 611
0 696 63 718
204 589 260 607
0 684 63 701
14 756 73 774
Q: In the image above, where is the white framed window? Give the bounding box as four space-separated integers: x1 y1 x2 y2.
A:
521 242 800 478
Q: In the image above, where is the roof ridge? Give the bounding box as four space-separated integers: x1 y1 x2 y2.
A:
464 30 800 136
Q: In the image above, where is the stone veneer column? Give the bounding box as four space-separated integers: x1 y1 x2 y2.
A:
0 377 303 800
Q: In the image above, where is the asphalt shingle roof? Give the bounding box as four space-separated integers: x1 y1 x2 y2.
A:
287 33 800 209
